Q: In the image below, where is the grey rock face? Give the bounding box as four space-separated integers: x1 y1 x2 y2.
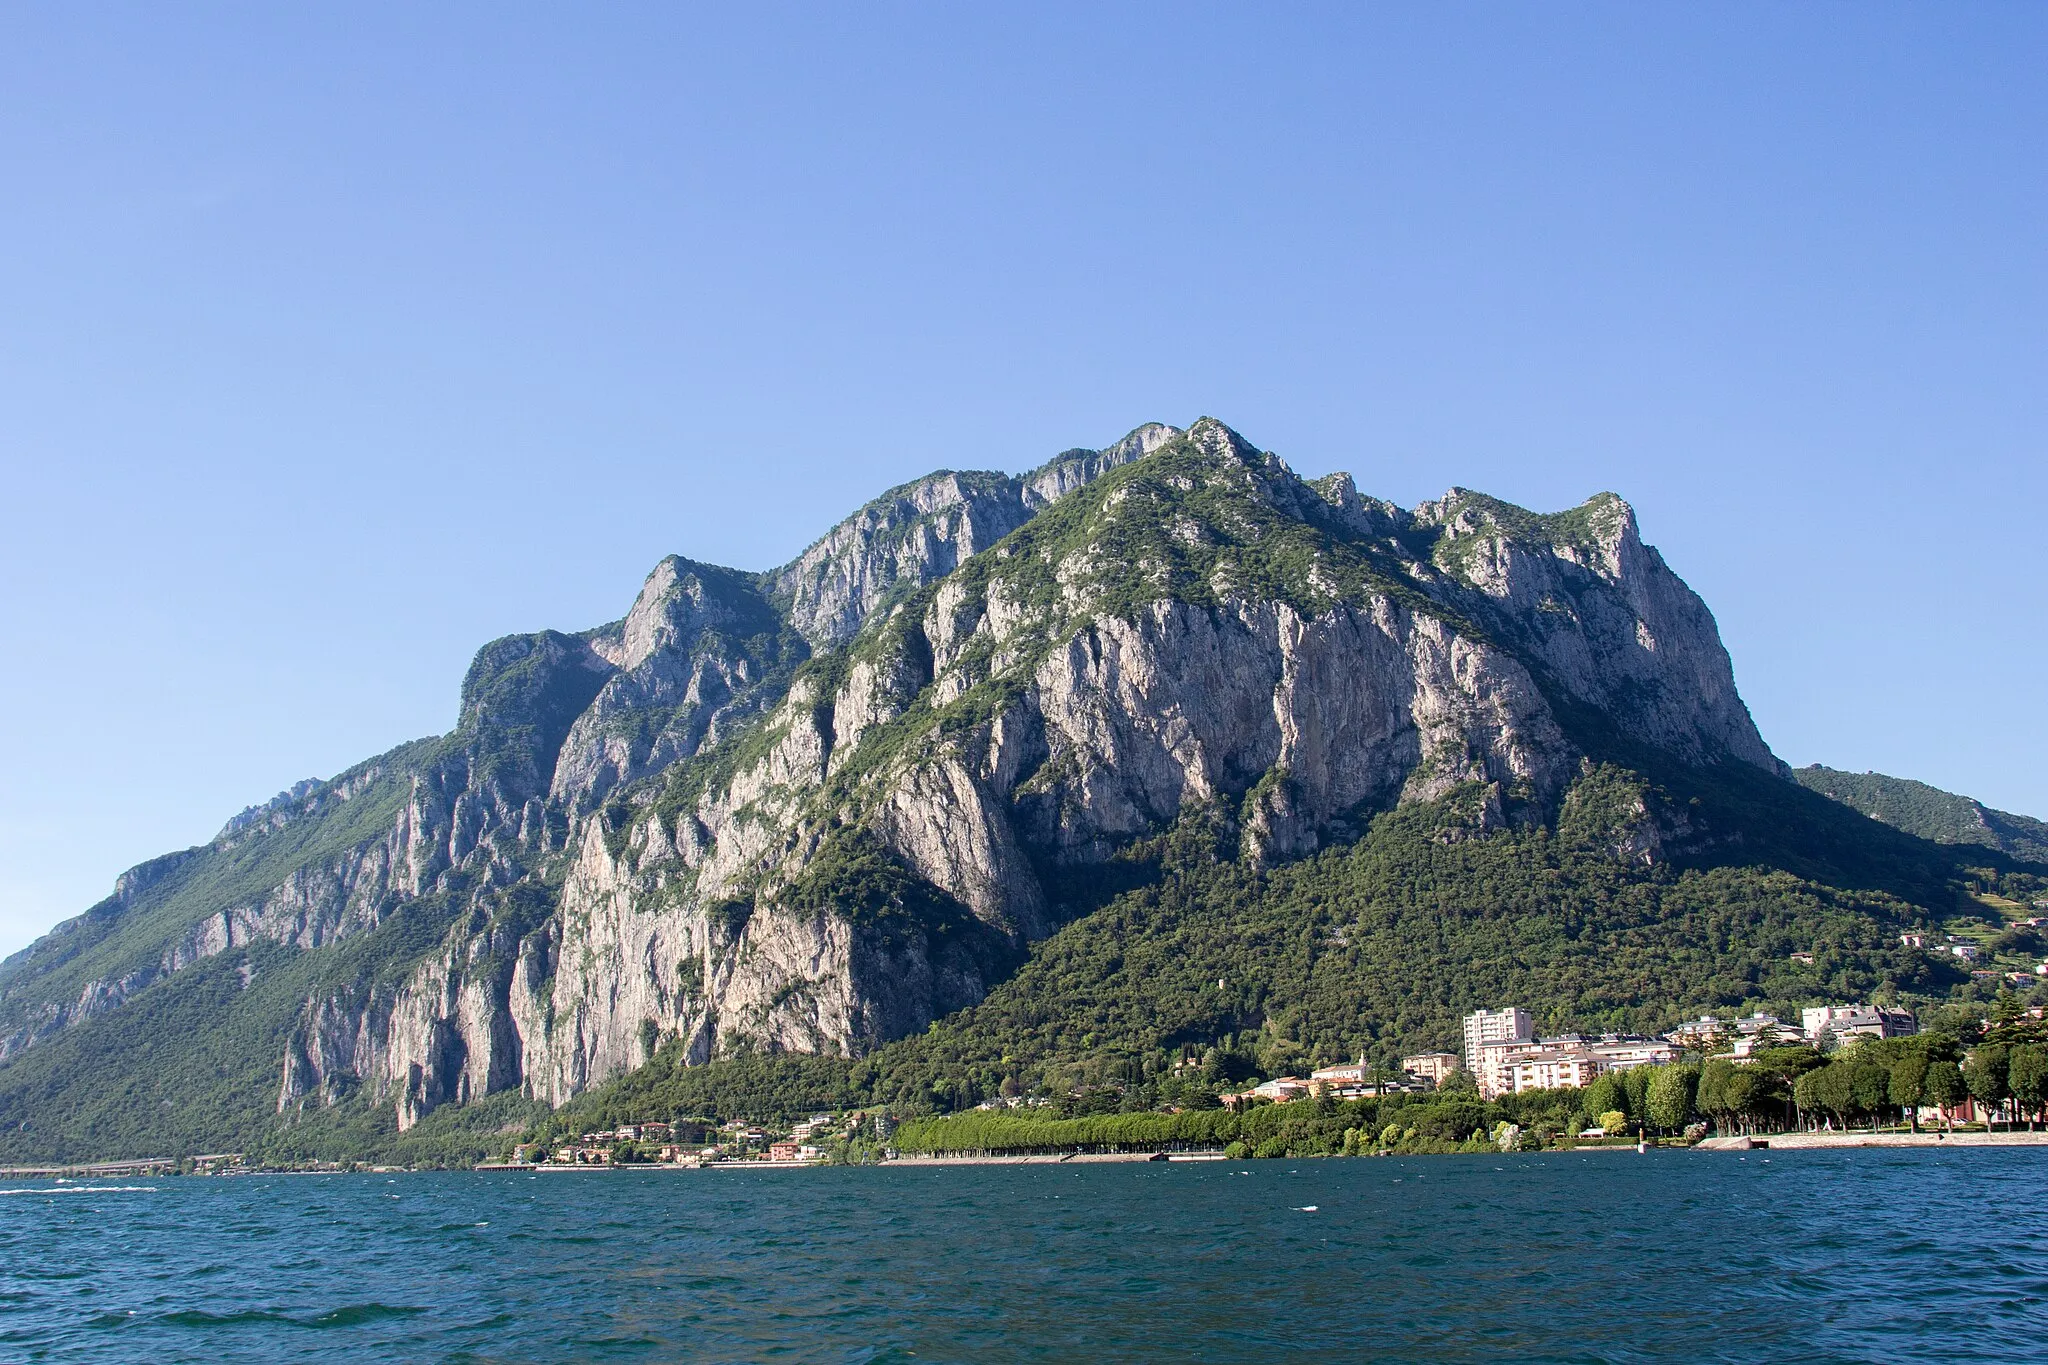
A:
551 557 802 816
768 424 1178 648
1417 489 1776 772
1021 423 1180 505
768 470 1038 649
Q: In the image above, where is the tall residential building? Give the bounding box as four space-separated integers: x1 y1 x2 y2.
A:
1462 1008 1533 1073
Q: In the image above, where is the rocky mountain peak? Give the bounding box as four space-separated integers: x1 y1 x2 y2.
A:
1021 422 1180 505
767 426 1179 649
594 556 779 674
215 778 325 841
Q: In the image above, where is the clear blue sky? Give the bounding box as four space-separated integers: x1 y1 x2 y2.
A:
1 6 2042 954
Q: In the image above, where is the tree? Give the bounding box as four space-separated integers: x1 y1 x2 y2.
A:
1646 1065 1697 1133
1720 1069 1758 1135
1849 1061 1892 1130
1437 1069 1481 1099
1792 1069 1823 1129
1924 1059 1968 1131
1966 1044 2012 1129
1812 1064 1854 1130
1583 1074 1627 1128
2008 1045 2048 1132
1697 1061 1733 1132
1621 1066 1653 1124
1889 1052 1928 1132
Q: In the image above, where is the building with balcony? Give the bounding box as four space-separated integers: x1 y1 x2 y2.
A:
1462 1008 1534 1074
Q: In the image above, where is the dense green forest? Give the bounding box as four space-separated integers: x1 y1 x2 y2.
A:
1796 765 2048 865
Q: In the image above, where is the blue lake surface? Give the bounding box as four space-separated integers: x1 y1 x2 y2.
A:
3 1149 2045 1362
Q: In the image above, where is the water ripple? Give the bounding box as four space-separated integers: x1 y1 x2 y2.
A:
0 1152 2042 1361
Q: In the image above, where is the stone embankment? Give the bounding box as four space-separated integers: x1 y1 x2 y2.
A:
1698 1132 2048 1151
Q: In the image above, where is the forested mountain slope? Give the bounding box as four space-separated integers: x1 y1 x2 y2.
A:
1 418 2036 1163
1795 766 2048 867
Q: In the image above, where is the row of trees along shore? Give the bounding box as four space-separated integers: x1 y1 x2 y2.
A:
893 1020 2048 1159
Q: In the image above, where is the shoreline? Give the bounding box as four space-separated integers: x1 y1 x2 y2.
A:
18 1136 2048 1177
885 1152 1226 1166
1697 1130 2048 1151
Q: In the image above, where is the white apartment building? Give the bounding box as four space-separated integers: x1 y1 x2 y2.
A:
1461 1012 1683 1098
1500 1049 1602 1093
1472 1037 1677 1098
1802 1004 1916 1045
1471 1040 1529 1097
1665 1013 1784 1050
1588 1036 1680 1071
1463 1008 1534 1073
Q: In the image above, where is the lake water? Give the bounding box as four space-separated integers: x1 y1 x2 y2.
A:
3 1149 2044 1362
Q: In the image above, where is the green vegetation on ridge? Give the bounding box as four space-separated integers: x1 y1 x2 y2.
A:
1795 765 2048 866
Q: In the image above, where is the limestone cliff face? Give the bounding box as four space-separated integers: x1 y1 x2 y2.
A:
767 423 1178 647
550 557 802 817
1417 489 1776 773
0 762 431 1065
1 416 1783 1134
505 817 1004 1109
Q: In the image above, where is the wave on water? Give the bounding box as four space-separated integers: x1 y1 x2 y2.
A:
159 1304 428 1329
0 1186 158 1196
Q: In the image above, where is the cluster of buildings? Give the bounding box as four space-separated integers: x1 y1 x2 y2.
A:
765 1112 846 1162
1461 1001 1921 1099
1462 1008 1681 1098
1220 1051 1462 1104
1901 926 2048 989
530 1112 855 1166
541 1121 695 1165
1215 996 1922 1106
1799 1004 1918 1047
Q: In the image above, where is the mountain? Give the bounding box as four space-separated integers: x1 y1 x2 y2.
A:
1 418 2038 1164
1794 767 2048 866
